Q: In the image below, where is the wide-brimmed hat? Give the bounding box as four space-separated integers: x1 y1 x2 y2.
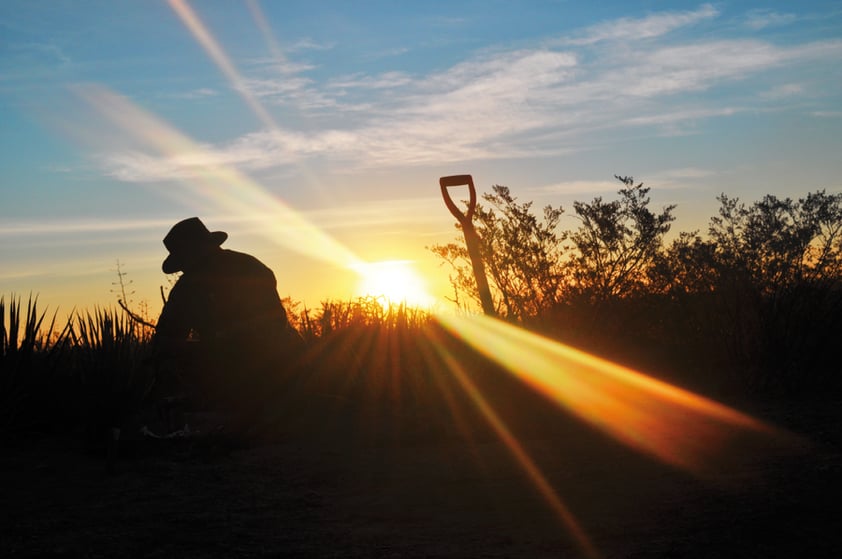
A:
162 217 227 273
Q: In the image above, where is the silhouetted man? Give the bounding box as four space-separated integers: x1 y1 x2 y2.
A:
153 217 303 422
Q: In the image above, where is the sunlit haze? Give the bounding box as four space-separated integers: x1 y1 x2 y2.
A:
2 1 841 317
355 260 435 310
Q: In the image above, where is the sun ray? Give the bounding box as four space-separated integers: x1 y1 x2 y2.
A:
245 0 288 66
72 84 363 272
166 0 328 198
429 331 599 558
436 313 794 476
168 0 277 132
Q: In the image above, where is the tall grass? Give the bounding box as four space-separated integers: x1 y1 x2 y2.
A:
2 293 441 439
0 293 594 447
67 307 155 436
1 294 70 434
288 296 432 340
1 295 156 437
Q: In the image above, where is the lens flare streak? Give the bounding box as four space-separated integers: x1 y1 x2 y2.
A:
73 84 363 272
431 339 599 559
246 0 288 65
168 0 277 132
437 313 779 475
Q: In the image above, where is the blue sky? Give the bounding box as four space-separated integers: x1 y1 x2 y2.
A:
2 1 841 317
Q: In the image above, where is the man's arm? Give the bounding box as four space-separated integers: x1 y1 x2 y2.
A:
152 278 193 359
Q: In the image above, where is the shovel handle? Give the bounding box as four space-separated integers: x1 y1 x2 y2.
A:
438 174 496 316
440 175 477 225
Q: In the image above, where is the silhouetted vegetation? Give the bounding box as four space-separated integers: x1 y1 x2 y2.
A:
432 177 842 397
0 293 439 440
1 297 155 438
4 186 842 559
3 178 840 441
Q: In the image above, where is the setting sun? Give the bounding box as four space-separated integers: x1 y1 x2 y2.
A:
355 260 435 309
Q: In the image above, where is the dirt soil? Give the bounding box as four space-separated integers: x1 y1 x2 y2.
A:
3 396 842 558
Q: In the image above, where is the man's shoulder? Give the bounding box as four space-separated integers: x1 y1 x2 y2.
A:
217 249 273 274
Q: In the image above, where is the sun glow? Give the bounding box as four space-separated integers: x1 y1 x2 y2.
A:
355 260 435 309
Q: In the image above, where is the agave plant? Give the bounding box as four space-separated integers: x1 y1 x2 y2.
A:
67 307 155 444
0 294 70 435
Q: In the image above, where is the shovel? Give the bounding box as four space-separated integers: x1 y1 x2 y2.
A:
440 174 496 316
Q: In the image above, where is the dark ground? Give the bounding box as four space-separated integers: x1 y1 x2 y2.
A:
2 389 841 559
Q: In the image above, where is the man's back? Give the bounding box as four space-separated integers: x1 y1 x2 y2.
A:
156 248 291 350
153 217 304 431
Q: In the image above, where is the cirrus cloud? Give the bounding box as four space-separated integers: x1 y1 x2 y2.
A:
94 5 842 182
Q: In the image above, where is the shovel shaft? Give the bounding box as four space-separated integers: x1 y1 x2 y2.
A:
440 175 496 316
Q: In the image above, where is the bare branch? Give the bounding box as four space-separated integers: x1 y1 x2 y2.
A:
118 298 156 330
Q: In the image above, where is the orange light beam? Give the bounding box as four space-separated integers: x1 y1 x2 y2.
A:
72 84 364 271
436 313 789 475
431 337 599 559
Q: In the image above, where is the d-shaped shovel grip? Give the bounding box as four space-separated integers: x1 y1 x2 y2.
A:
440 175 477 225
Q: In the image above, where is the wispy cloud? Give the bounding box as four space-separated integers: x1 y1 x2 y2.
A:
559 3 718 45
0 42 72 85
240 76 351 110
304 197 446 231
240 76 314 98
535 179 623 196
744 9 798 30
0 217 175 237
287 38 335 52
649 167 715 180
329 71 413 90
644 167 718 189
532 168 715 201
163 87 219 99
93 6 842 182
98 133 304 182
245 58 316 75
761 83 804 99
13 42 72 65
622 107 742 127
811 111 842 118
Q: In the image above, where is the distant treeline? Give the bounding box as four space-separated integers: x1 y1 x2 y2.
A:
431 176 842 396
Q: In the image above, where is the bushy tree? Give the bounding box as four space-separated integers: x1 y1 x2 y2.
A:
649 232 719 295
704 191 842 391
649 190 842 392
431 177 842 396
568 176 675 302
430 185 566 320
